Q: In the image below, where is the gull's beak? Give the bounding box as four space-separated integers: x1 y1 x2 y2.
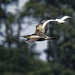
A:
69 16 72 18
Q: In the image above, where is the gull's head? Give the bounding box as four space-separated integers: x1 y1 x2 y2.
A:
55 19 65 23
64 16 71 18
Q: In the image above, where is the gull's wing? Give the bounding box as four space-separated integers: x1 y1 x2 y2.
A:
42 19 55 28
35 19 55 35
60 16 71 20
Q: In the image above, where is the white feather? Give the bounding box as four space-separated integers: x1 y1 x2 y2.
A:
55 16 71 23
60 16 71 20
42 19 55 28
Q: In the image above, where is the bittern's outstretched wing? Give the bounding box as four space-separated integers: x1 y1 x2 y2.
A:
34 22 49 35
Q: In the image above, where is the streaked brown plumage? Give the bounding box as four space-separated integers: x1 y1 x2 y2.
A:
21 20 56 43
35 21 48 35
22 34 56 43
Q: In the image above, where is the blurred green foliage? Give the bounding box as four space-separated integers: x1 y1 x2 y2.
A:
0 0 75 75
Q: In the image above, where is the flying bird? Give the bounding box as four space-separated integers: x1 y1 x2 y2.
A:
21 16 71 43
55 16 71 23
42 16 71 28
22 34 56 43
21 20 56 43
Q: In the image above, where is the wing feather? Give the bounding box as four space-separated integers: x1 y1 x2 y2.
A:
61 16 71 20
42 19 55 28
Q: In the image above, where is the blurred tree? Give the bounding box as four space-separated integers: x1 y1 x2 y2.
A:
0 0 19 47
23 0 75 74
0 0 75 75
0 0 40 75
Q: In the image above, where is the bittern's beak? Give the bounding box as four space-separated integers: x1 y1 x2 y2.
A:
21 36 27 38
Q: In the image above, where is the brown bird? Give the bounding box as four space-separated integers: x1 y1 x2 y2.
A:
21 20 56 43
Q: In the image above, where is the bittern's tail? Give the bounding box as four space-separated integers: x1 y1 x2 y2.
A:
50 37 57 39
46 37 57 40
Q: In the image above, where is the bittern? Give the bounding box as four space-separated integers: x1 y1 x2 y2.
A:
21 20 56 43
